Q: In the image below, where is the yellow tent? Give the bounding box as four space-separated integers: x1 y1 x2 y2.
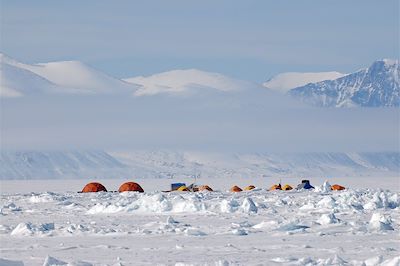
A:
177 186 189 191
269 184 282 191
244 185 256 191
282 184 293 191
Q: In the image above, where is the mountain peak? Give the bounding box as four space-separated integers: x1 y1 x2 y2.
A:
288 59 400 107
381 58 398 66
1 53 138 96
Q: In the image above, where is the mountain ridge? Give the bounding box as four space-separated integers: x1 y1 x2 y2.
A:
263 71 345 92
288 59 400 107
1 53 399 107
1 150 398 180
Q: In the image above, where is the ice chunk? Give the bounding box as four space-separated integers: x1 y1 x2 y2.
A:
184 228 206 236
318 213 340 225
278 222 309 231
381 256 400 266
369 213 394 231
42 256 67 266
253 221 278 229
364 255 383 266
0 258 24 266
10 222 33 236
315 180 331 193
240 197 258 214
220 199 239 213
317 196 336 208
232 228 248 235
166 216 179 224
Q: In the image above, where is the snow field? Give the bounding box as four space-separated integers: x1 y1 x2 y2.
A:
0 181 399 265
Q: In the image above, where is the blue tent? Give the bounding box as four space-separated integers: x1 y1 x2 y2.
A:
296 180 314 189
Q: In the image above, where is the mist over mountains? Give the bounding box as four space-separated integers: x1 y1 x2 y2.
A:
1 53 399 108
1 54 398 179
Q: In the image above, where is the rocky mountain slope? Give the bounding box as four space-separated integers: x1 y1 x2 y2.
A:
288 59 399 107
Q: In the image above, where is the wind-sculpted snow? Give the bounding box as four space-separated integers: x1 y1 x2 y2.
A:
0 187 399 265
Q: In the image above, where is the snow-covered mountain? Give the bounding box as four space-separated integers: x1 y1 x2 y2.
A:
124 69 259 96
288 59 400 107
0 54 60 97
0 53 137 96
0 151 127 179
3 54 398 108
1 150 398 179
263 71 345 93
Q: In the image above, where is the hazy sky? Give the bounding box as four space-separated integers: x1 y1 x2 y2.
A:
1 0 399 81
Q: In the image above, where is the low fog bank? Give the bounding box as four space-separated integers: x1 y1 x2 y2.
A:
1 92 399 152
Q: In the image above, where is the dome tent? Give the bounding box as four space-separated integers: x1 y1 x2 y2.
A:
244 185 256 191
331 184 345 191
118 182 144 193
269 184 282 191
198 185 213 192
296 180 314 190
81 182 107 193
230 185 243 192
282 184 293 191
177 185 189 191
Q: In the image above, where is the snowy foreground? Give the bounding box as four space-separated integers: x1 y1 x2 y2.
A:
0 179 399 266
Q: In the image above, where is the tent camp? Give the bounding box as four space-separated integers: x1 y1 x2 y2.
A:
296 180 314 190
81 182 107 193
118 182 144 193
230 185 243 192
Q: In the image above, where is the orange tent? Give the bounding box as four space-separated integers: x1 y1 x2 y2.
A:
244 185 256 191
81 182 107 193
230 185 243 192
282 184 293 191
118 182 144 193
269 184 282 191
331 184 345 191
198 185 213 192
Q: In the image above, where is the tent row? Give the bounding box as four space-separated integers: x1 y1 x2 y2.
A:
80 180 346 193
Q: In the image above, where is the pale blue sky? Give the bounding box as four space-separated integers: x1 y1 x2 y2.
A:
1 0 399 81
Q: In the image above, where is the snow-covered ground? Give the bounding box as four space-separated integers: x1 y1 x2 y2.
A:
0 178 399 265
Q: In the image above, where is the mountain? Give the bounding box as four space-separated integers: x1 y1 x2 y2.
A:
1 150 399 179
0 151 127 179
124 69 259 96
263 71 345 92
0 58 59 97
288 59 400 107
0 53 137 97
